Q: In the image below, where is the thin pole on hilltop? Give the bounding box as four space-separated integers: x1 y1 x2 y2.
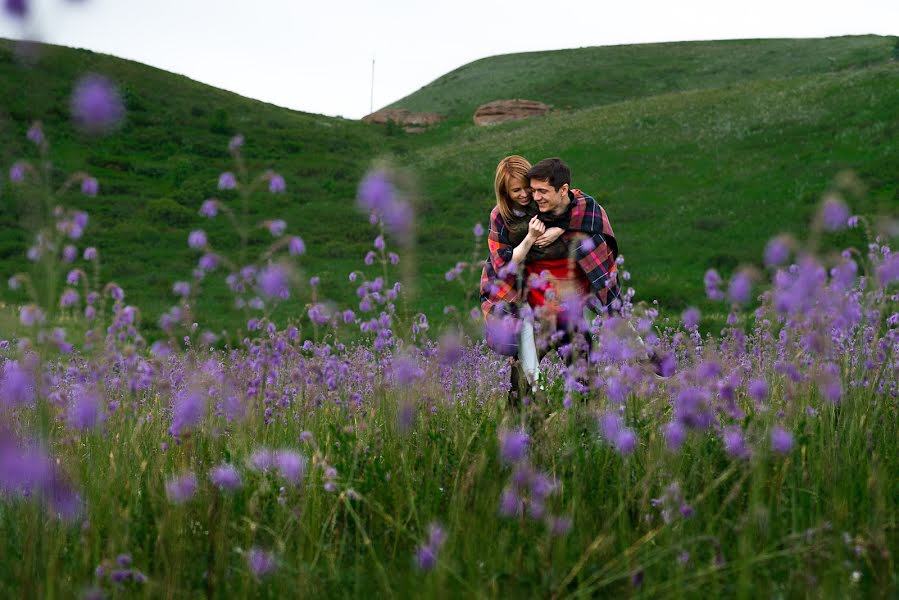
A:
370 58 376 114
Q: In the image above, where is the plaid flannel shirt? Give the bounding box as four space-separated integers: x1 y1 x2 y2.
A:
480 189 620 318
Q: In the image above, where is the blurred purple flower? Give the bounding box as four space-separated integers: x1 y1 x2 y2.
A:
414 522 446 572
218 172 237 190
258 264 291 300
357 169 394 212
199 199 218 217
268 173 285 193
4 0 28 19
71 74 125 135
728 271 752 305
723 428 749 460
84 247 98 261
62 245 77 263
664 421 686 450
274 450 308 485
60 288 79 308
228 134 244 153
473 223 484 237
748 378 768 402
165 472 198 504
771 426 793 455
247 547 277 578
820 195 849 231
26 122 44 145
209 464 242 491
9 162 26 183
199 253 218 271
81 177 99 197
288 236 305 256
499 429 529 464
172 281 190 297
247 546 278 579
169 387 205 436
1 361 34 407
682 307 700 330
267 219 286 237
19 304 45 327
764 236 791 267
876 254 899 287
704 269 724 300
188 230 207 249
67 386 102 430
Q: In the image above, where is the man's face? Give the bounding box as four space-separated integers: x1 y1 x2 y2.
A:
530 178 568 214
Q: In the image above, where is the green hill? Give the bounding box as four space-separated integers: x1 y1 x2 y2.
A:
1 35 897 339
389 36 897 122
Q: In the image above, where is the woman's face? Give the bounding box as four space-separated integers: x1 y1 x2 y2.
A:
506 177 530 207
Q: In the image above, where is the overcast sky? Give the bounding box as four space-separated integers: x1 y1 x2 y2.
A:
2 0 897 120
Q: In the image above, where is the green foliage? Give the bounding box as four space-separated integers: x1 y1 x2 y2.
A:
145 197 197 228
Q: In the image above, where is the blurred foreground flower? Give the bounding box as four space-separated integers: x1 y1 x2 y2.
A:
71 74 125 135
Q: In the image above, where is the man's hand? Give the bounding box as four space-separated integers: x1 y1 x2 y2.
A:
534 226 564 247
527 215 546 240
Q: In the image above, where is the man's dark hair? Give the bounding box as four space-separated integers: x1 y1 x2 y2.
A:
527 158 571 191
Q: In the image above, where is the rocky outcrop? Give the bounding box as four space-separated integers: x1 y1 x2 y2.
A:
473 99 550 126
362 108 442 133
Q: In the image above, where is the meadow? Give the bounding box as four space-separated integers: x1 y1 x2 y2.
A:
0 31 898 599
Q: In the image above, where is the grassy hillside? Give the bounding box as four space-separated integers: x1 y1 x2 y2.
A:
407 62 899 323
389 36 897 122
1 36 897 340
0 38 400 338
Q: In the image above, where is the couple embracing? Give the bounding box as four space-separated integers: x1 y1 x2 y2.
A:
480 157 621 404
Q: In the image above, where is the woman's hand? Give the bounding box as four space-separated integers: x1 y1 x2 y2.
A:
527 216 546 240
534 226 564 247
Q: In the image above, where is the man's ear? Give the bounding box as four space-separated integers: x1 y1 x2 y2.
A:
559 183 570 196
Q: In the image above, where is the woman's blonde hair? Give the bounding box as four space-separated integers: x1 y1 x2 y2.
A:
494 155 531 221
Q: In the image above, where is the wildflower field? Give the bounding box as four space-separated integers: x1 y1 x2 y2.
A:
1 27 898 600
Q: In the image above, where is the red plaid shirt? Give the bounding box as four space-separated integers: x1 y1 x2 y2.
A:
479 189 620 318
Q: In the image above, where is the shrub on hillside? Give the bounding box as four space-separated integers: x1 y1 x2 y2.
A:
146 198 196 227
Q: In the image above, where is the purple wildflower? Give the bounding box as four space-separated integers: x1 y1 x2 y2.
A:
771 426 793 455
172 282 190 297
9 162 26 183
288 236 305 256
764 236 791 267
209 464 242 492
664 421 687 450
268 173 285 193
71 74 125 134
169 387 205 436
62 245 78 263
83 247 98 261
199 199 218 217
228 134 244 153
26 122 44 145
218 172 237 191
728 271 752 305
1 361 34 407
187 230 207 249
704 269 724 300
165 472 198 504
258 264 291 300
67 386 102 431
5 0 28 19
722 428 750 460
81 177 99 197
274 450 308 485
414 522 446 572
820 195 849 231
267 219 286 237
247 547 277 578
748 378 768 402
473 223 484 237
499 429 529 464
682 307 700 330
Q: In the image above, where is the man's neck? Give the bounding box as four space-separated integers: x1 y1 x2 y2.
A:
551 190 571 216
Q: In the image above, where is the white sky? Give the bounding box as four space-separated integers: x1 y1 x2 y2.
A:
2 0 897 120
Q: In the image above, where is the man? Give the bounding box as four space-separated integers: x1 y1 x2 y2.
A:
481 157 621 404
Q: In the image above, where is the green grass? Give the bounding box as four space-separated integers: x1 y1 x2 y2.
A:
1 35 898 340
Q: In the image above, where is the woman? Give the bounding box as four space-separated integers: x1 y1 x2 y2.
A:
480 155 567 401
